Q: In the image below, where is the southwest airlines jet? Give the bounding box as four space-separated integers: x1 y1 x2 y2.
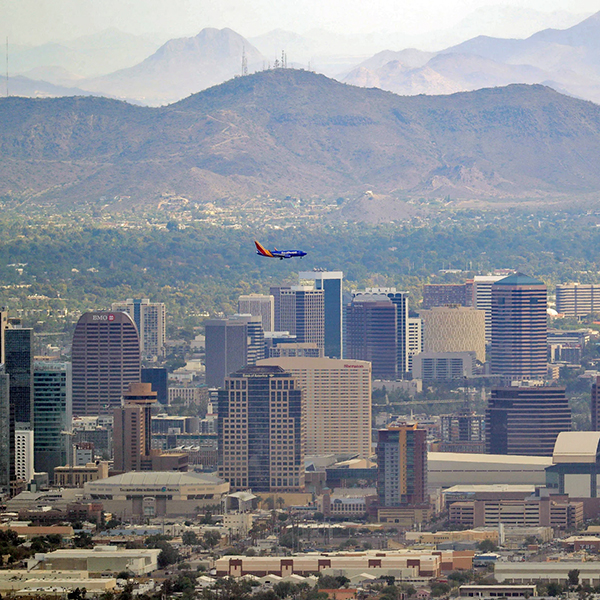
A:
255 240 307 260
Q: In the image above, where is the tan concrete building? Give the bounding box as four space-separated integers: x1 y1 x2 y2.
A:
54 461 109 488
39 547 160 575
419 306 486 363
0 571 116 595
84 471 229 517
259 358 372 459
113 382 156 473
238 294 275 332
215 549 473 578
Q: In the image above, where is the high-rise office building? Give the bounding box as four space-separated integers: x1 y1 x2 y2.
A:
422 283 473 309
141 367 168 405
473 275 506 343
419 305 486 363
72 312 141 416
15 429 34 483
5 327 34 427
238 294 275 333
218 365 305 493
491 273 548 381
33 362 72 477
377 423 428 507
299 270 344 358
5 327 34 490
345 296 397 379
270 286 325 350
440 410 485 453
0 367 10 495
259 357 372 458
407 317 423 373
204 316 265 388
111 299 166 360
351 288 410 375
0 308 8 364
556 283 600 318
486 385 571 456
591 376 600 431
113 382 157 472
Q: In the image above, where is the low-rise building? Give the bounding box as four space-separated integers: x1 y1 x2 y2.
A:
38 547 161 575
459 585 537 598
495 561 600 585
0 570 116 596
84 471 229 517
215 550 473 578
448 495 583 529
54 462 110 488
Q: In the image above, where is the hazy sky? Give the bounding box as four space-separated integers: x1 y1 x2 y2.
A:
2 0 599 44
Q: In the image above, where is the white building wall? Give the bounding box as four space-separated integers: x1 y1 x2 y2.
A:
15 430 34 482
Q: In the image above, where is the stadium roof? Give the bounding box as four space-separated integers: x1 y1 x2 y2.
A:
90 471 225 486
553 432 600 464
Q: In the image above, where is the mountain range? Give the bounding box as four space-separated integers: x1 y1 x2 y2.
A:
2 69 600 213
344 12 600 104
4 10 600 106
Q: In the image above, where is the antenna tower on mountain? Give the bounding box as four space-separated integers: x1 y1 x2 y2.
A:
241 46 248 76
5 37 8 97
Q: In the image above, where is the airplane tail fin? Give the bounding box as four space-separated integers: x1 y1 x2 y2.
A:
254 240 274 258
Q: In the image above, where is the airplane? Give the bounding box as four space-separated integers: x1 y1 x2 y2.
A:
255 240 307 260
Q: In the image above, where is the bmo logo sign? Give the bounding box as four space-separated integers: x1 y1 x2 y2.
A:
93 314 116 321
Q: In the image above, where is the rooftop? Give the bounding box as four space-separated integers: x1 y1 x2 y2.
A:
87 471 225 486
553 431 600 464
493 272 544 286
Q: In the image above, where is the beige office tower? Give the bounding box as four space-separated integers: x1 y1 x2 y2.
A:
111 299 166 360
473 276 505 343
419 306 486 363
259 357 372 458
238 294 275 332
407 317 423 373
113 382 157 473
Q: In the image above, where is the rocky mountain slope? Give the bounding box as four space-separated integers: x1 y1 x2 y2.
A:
2 69 600 207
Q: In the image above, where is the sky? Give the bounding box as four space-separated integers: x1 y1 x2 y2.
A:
1 0 599 45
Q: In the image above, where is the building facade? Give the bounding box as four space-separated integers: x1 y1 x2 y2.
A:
299 270 344 358
113 382 157 473
72 312 141 416
218 366 305 493
473 275 506 343
259 357 372 459
377 424 428 508
420 306 486 363
345 297 397 379
141 367 168 405
422 283 473 309
238 294 275 333
111 299 166 360
412 351 476 381
491 274 548 381
486 385 571 457
15 430 34 483
204 316 265 388
556 283 600 318
33 362 72 477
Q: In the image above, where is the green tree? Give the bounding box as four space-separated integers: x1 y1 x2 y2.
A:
181 531 199 546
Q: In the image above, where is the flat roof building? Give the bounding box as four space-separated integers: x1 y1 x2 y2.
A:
84 471 229 517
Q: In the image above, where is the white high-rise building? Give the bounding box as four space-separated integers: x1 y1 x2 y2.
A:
238 294 275 332
407 317 423 373
259 357 372 458
15 429 34 483
473 276 506 343
112 299 166 360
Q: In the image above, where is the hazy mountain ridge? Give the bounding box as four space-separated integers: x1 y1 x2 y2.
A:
79 28 266 106
2 70 600 213
343 11 600 105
